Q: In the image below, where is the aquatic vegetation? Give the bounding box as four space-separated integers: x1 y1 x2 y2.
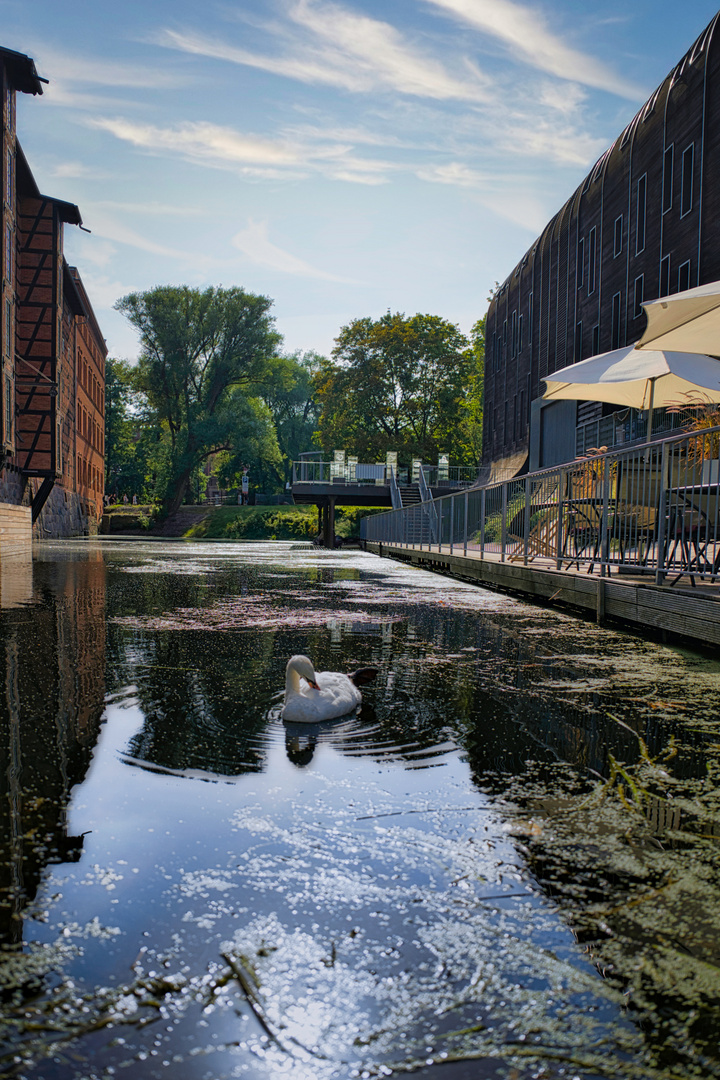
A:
1 541 719 1079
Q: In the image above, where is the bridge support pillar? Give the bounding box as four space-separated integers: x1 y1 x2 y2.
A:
322 497 336 548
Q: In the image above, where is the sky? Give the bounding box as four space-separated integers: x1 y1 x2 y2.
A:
5 0 720 361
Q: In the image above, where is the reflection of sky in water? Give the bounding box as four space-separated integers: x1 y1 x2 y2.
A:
5 540 720 1079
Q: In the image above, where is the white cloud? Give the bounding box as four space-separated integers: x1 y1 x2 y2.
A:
156 3 489 104
232 220 359 283
417 162 490 187
85 116 395 183
32 46 185 89
423 0 645 100
49 160 109 180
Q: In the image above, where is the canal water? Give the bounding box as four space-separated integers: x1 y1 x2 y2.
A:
1 540 719 1080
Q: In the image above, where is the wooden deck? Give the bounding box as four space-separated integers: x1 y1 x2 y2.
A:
365 540 720 649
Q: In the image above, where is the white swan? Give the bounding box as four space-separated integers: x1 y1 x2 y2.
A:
281 655 375 723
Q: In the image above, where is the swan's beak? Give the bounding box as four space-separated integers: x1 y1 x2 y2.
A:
308 679 320 690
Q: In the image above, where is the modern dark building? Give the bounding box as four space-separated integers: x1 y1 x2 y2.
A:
484 13 720 476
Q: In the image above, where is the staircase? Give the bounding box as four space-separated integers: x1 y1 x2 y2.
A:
398 484 421 507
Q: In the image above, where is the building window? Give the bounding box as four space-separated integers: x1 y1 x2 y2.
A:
518 313 523 353
588 228 597 294
678 260 691 293
511 310 517 357
660 254 671 297
611 292 622 350
575 321 583 361
4 373 11 443
633 275 644 319
636 173 647 254
4 297 10 359
4 225 11 282
663 144 674 213
614 215 623 257
681 144 694 217
5 87 12 132
592 324 600 356
5 150 12 207
577 237 585 289
528 292 533 345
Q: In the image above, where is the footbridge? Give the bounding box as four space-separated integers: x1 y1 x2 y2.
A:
291 456 477 547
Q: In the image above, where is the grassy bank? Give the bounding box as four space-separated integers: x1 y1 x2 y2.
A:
184 504 383 541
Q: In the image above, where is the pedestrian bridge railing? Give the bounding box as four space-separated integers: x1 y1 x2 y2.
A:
361 426 720 585
292 461 478 487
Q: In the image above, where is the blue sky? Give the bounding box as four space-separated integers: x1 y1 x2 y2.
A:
6 0 720 360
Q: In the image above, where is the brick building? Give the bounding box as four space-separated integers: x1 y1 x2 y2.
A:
0 46 105 540
484 13 720 477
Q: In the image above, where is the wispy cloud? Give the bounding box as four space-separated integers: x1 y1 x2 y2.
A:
32 46 185 89
85 116 394 183
232 220 359 282
156 0 489 104
423 0 645 100
417 162 490 187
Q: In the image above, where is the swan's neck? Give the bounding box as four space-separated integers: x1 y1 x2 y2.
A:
285 664 307 697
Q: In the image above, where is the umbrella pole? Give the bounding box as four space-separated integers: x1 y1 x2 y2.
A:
646 378 656 442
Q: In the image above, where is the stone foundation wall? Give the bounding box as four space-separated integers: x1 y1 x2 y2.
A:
0 464 24 506
0 466 100 539
33 484 99 539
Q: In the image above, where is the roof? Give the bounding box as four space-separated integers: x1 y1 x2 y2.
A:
62 259 86 318
16 144 83 224
0 47 46 95
69 266 107 356
44 197 82 226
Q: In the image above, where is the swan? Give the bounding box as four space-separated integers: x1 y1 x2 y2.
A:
281 655 376 723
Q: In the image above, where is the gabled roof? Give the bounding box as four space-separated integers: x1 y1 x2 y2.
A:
0 46 46 95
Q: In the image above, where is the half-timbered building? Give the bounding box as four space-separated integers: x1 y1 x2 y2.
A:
0 46 106 539
484 13 720 477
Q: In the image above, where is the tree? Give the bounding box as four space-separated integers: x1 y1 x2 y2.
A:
456 317 484 465
115 285 281 515
314 312 477 464
260 351 323 482
104 357 152 499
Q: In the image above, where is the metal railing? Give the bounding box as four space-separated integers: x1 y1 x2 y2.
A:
292 461 479 488
362 426 720 585
575 406 692 456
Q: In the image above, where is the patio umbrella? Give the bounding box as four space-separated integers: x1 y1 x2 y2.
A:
542 344 720 439
637 279 720 355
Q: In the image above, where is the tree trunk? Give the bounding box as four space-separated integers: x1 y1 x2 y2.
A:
164 469 193 518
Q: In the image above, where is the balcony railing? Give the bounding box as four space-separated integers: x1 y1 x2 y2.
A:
362 426 720 585
575 406 692 457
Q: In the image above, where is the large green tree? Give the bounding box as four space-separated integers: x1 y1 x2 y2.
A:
115 285 281 515
260 351 323 482
104 357 153 499
314 312 479 464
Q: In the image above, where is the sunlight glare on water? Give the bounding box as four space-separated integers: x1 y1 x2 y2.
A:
0 540 719 1080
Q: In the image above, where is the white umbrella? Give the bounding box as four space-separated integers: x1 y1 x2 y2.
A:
638 280 720 355
543 344 720 439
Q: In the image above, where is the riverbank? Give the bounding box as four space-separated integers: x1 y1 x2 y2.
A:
101 504 382 541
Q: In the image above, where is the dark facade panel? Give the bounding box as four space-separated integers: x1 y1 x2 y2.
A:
484 13 720 470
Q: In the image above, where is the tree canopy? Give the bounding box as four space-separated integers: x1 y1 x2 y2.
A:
314 311 483 465
115 285 281 514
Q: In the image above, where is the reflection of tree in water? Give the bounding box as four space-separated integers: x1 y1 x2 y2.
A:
0 558 107 947
122 628 279 776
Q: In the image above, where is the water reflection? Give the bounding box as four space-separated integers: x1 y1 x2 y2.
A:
0 555 106 947
0 541 718 1080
